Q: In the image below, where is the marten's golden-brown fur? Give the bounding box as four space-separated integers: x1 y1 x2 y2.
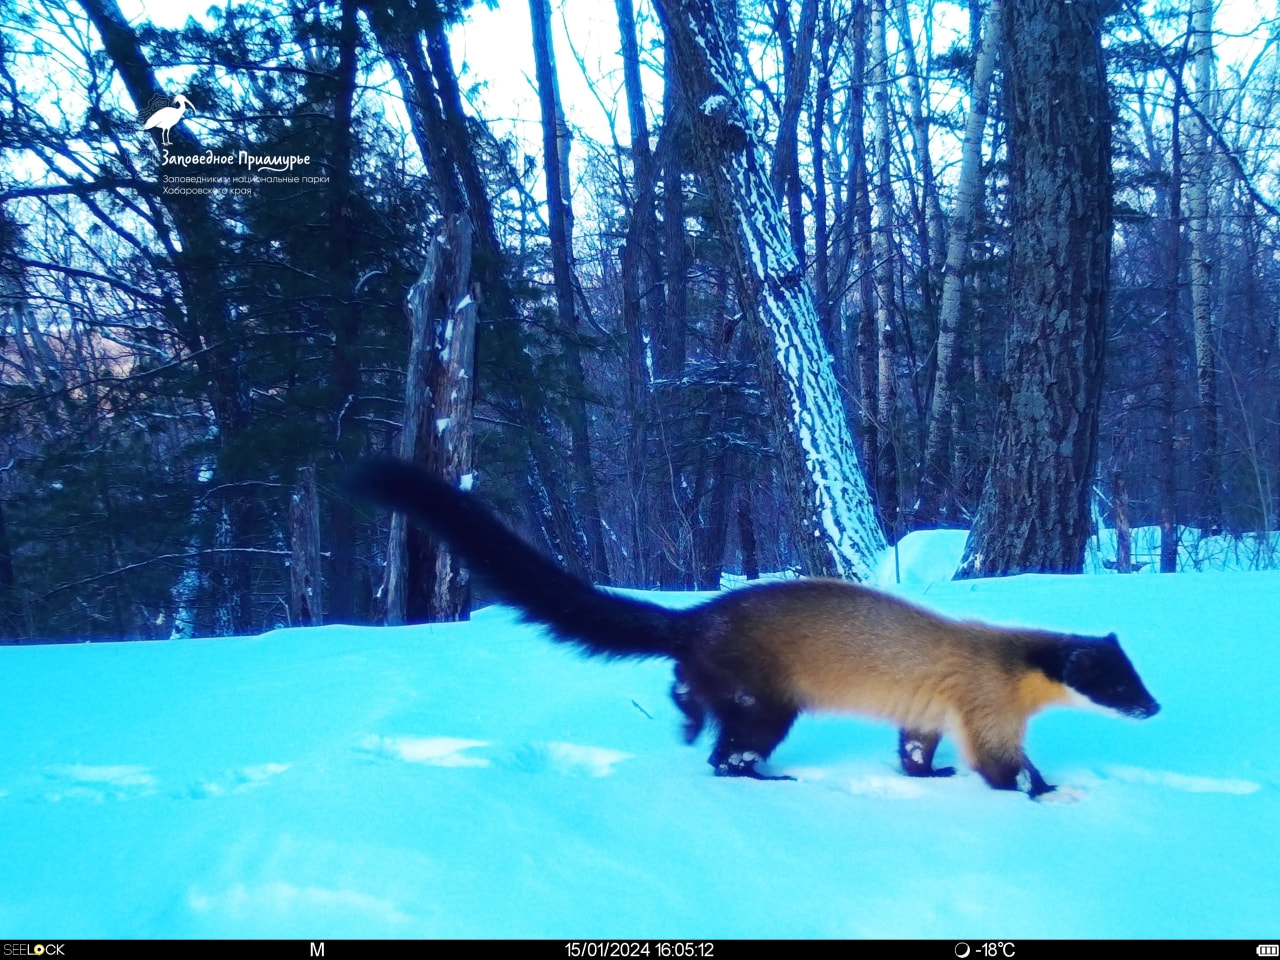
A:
347 458 1161 798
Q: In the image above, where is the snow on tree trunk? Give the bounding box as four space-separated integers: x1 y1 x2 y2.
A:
957 0 1111 578
654 0 886 579
385 215 477 624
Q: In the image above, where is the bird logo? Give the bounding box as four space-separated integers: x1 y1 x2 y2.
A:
140 93 194 146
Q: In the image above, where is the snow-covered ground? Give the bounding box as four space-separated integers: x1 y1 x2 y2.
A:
2 533 1275 938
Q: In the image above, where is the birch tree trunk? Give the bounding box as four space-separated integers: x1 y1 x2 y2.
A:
920 0 1000 523
654 0 887 580
385 216 477 623
870 0 899 534
849 0 879 485
1159 91 1184 574
957 0 1111 578
892 0 945 299
1187 0 1220 533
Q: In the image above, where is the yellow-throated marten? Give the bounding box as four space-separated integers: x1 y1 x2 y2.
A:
347 458 1160 798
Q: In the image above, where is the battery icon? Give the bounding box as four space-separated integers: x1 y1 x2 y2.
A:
1257 946 1279 956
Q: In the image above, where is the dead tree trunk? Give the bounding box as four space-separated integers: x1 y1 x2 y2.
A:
385 216 478 623
289 464 323 626
370 0 594 582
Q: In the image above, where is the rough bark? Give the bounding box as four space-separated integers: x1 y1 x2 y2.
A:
385 216 477 623
957 0 1112 578
654 0 887 580
1112 469 1131 574
371 0 593 580
289 464 323 626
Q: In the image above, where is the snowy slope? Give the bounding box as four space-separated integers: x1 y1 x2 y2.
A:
1 557 1276 939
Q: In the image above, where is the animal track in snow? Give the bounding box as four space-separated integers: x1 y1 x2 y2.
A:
1104 765 1261 795
535 742 632 778
359 734 491 768
188 763 291 799
360 734 631 778
42 764 158 802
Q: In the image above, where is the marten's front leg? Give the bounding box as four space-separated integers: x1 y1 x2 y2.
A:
972 747 1056 799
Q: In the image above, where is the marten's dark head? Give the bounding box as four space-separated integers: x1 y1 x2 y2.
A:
1030 633 1160 719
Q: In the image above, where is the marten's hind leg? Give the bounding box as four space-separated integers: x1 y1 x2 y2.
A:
898 729 955 777
671 663 706 744
707 695 798 780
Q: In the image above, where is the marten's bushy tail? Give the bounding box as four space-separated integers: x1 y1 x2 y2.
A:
345 458 681 659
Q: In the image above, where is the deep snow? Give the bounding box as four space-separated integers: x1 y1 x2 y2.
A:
1 534 1276 938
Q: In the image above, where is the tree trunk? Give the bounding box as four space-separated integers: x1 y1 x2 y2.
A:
810 0 835 357
289 464 323 626
616 0 663 585
371 0 594 581
1187 0 1220 533
892 0 945 303
653 49 692 588
771 0 819 266
655 0 887 580
957 0 1112 578
1112 469 1131 574
849 0 879 496
326 0 361 623
81 0 255 634
1159 90 1183 575
920 0 1000 523
528 0 611 585
870 0 899 536
385 216 477 624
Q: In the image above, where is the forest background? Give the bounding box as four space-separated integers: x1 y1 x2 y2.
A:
1 0 1277 641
